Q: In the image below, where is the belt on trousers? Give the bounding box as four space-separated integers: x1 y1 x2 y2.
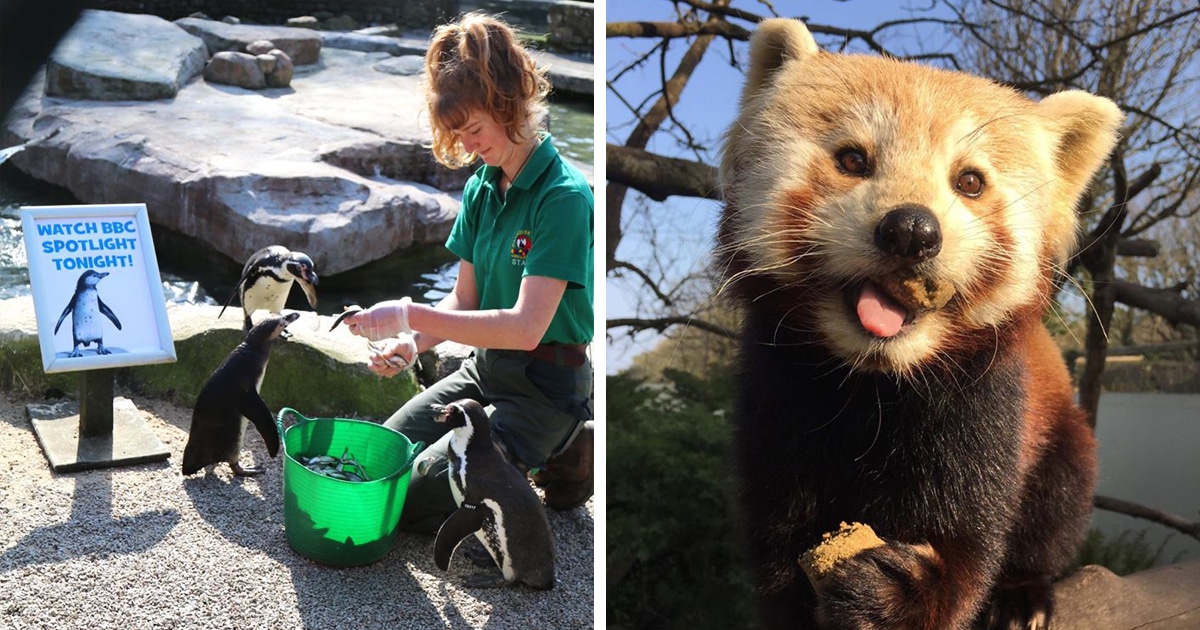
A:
525 343 588 367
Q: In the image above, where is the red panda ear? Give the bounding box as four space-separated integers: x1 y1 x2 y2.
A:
1039 91 1124 209
723 19 821 197
740 19 820 113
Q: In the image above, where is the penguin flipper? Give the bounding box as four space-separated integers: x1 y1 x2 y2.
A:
98 298 122 330
218 274 250 319
238 392 280 458
434 503 488 571
54 301 73 335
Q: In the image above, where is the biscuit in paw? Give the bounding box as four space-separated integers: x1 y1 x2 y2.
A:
799 521 886 587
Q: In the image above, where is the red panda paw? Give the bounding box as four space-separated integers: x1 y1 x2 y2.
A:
977 579 1054 630
813 541 945 630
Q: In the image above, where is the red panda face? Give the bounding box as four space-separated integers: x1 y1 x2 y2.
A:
719 20 1122 375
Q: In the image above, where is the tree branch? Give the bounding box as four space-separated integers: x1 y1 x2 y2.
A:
1112 279 1200 328
606 20 752 41
1116 239 1159 258
611 260 677 307
607 0 729 272
606 144 721 201
1094 494 1200 542
667 0 772 25
607 316 739 340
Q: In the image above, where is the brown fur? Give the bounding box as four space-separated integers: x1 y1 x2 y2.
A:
718 19 1121 630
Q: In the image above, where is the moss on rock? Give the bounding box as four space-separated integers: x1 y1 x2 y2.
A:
0 297 416 419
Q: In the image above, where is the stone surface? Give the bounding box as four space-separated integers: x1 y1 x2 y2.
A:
1054 561 1200 629
246 40 276 56
265 49 294 88
44 10 207 101
203 51 266 90
4 11 593 275
318 31 428 57
175 16 322 65
319 31 594 97
373 55 426 77
256 54 278 75
287 16 320 29
530 49 594 97
5 44 463 276
548 0 594 54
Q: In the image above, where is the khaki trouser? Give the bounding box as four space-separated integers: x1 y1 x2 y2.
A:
384 347 592 534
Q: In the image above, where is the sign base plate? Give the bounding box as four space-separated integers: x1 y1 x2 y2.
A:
27 397 170 472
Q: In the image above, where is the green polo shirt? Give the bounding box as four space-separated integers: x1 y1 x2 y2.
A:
445 133 594 345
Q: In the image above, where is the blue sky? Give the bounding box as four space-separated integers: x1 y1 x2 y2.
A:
604 2 956 372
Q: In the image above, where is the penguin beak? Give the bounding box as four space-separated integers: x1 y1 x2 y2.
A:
296 274 319 309
285 259 319 308
430 404 449 422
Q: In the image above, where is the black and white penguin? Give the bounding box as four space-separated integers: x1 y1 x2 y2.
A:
54 269 122 358
432 399 555 590
181 312 298 476
219 246 318 331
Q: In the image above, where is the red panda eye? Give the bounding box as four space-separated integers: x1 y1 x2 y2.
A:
956 171 984 197
836 148 871 176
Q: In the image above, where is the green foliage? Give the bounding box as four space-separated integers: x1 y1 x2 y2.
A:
1069 527 1178 576
607 371 760 630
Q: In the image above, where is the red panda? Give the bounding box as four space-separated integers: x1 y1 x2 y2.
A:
717 19 1123 630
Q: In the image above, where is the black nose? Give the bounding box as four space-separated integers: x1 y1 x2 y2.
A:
875 206 942 261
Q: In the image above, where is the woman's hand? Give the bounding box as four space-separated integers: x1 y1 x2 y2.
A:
345 297 412 341
367 334 418 378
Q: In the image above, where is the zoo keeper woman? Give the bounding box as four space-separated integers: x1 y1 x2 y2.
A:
343 12 594 533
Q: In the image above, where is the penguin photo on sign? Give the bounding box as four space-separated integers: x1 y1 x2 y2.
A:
182 312 298 477
219 245 318 332
432 399 555 590
54 268 122 357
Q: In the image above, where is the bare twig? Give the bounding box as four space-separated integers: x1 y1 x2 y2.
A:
611 260 677 307
607 316 739 339
1094 494 1200 542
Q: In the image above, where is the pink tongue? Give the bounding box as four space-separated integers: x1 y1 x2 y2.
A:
856 283 907 338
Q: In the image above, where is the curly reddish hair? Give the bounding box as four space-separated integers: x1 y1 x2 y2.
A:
425 13 551 168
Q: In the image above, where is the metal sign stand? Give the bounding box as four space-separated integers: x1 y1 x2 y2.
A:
27 369 169 472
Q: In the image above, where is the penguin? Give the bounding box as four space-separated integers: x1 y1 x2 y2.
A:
54 269 122 357
432 399 556 590
181 312 298 476
219 246 318 332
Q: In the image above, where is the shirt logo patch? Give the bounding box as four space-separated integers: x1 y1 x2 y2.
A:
511 230 532 261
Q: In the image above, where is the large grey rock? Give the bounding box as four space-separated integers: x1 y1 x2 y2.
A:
319 31 427 57
265 49 294 88
203 51 266 89
1054 560 1200 629
320 31 594 98
45 10 207 101
548 0 594 54
373 55 426 77
530 49 594 97
175 17 322 65
4 47 465 275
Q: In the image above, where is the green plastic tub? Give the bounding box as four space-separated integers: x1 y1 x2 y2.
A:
277 408 423 566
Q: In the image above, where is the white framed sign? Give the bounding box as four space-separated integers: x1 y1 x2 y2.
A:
21 203 177 374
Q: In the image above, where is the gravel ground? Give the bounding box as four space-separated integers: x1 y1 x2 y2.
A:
0 391 594 629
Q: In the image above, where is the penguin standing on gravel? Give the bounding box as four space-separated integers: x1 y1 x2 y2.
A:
432 399 555 590
219 246 318 332
182 312 298 476
54 269 122 357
